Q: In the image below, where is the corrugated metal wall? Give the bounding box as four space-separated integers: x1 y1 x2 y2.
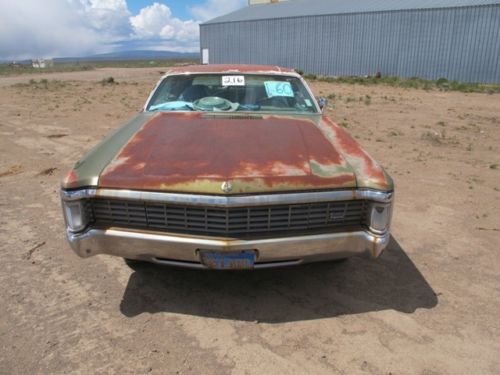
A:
200 5 500 83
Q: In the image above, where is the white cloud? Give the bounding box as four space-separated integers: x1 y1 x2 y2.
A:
174 20 200 42
76 0 132 39
86 0 128 11
0 0 105 59
160 25 175 39
130 3 172 38
130 2 200 44
0 0 203 60
189 0 246 22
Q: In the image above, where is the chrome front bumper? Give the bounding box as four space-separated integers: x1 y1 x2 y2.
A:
66 227 390 269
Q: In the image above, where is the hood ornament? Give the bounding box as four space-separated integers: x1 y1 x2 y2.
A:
221 181 233 193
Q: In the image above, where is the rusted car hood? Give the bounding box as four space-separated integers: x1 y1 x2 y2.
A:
64 112 392 194
97 112 358 194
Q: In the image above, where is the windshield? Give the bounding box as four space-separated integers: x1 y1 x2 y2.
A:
146 74 318 114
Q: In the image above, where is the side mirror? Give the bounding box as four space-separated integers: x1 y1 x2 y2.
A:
317 97 328 112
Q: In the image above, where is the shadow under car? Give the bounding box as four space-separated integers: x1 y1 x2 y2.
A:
119 236 438 323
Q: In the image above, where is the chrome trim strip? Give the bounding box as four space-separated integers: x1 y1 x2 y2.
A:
60 188 393 206
251 260 303 269
66 228 391 267
150 258 302 270
60 188 97 201
356 190 394 204
151 258 206 269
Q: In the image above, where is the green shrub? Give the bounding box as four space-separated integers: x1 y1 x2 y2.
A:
311 74 500 94
101 77 117 86
303 73 317 80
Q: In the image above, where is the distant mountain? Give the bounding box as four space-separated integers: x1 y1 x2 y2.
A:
0 50 200 65
55 50 200 63
0 59 32 64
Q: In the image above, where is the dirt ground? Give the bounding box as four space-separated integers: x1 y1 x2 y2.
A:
0 68 499 374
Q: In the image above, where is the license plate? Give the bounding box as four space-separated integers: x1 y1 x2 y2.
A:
199 251 256 270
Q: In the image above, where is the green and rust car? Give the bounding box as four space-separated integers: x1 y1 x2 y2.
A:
61 64 394 270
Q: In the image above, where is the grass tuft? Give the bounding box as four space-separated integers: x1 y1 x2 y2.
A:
11 79 66 90
101 77 117 86
304 74 500 94
0 59 197 76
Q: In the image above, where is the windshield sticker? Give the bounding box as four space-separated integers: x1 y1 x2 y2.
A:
222 75 245 86
264 81 294 98
304 99 312 107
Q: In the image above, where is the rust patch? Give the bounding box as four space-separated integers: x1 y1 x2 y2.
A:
371 238 378 258
98 112 357 193
319 116 391 191
62 169 78 188
166 64 296 75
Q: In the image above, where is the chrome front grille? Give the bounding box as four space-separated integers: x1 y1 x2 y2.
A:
87 199 367 237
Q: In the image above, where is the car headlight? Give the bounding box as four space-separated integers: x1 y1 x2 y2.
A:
62 200 88 232
368 202 393 234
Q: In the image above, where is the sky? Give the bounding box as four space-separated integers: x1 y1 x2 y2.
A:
0 0 247 60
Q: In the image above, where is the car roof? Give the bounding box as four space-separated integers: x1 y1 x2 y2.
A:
165 64 298 75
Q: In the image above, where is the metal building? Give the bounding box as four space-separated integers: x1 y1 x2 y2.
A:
200 0 500 83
